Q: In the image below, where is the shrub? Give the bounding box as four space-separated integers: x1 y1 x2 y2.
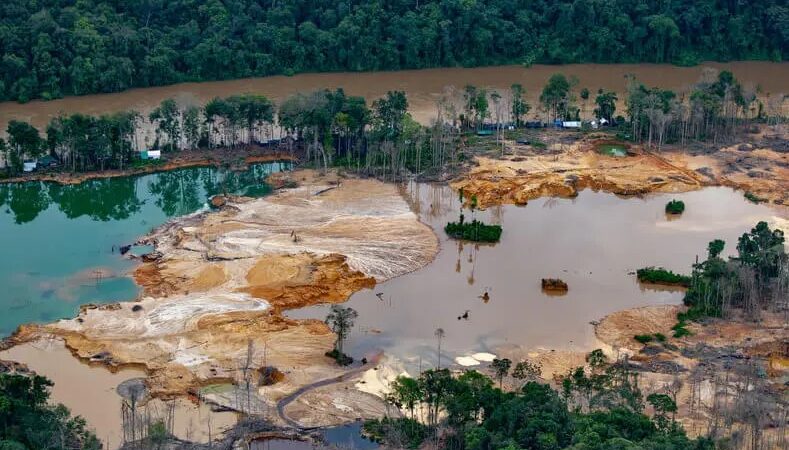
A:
672 323 692 338
634 334 654 344
325 349 353 366
363 418 427 449
665 199 685 214
636 267 691 287
445 219 502 242
744 191 766 203
654 333 667 342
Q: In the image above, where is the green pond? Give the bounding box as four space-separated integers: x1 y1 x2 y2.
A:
598 144 628 157
0 162 289 336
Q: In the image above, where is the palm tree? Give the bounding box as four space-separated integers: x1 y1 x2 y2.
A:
434 328 445 369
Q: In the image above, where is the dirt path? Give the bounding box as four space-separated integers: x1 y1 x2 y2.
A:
276 356 380 429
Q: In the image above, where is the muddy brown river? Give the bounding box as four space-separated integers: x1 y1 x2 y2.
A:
1 62 787 130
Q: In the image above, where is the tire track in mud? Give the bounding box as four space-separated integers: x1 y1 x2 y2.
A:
276 355 381 429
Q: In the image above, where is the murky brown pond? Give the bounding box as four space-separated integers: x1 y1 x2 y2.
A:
2 62 786 130
0 339 237 449
288 185 781 369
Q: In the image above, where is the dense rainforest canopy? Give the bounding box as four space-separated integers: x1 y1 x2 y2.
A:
0 0 786 102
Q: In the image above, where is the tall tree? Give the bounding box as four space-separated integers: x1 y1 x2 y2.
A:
510 84 530 127
594 89 618 123
540 74 574 122
325 305 358 358
149 99 182 151
6 120 43 171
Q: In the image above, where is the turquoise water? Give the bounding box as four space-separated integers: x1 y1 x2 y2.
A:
0 162 289 336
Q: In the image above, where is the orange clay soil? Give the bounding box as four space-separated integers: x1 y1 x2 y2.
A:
452 131 788 211
8 170 438 399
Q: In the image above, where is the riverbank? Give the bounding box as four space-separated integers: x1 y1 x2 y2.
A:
453 127 789 213
2 62 786 132
0 147 294 186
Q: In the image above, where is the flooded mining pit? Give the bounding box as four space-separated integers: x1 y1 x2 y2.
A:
0 163 784 448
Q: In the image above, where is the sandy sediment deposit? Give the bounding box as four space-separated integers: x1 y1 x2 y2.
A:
494 303 787 444
12 171 438 405
453 132 789 213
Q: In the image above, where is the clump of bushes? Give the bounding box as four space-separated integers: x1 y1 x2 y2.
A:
672 321 692 338
744 191 766 203
325 349 353 366
448 191 502 242
665 199 685 214
671 307 707 338
445 218 502 242
634 333 668 344
636 267 691 287
363 417 427 449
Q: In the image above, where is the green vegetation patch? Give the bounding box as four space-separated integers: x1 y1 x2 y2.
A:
363 418 427 449
665 199 685 214
0 374 101 449
325 349 353 366
369 350 712 450
634 333 668 344
636 267 691 287
744 191 766 204
445 219 503 242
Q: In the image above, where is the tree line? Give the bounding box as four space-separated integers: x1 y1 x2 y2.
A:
366 349 713 450
0 88 449 180
674 221 787 329
3 69 786 177
1 0 786 103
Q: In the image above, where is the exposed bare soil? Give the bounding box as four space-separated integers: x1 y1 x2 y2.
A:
453 130 789 212
8 170 438 410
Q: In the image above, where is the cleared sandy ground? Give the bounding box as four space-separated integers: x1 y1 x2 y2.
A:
453 131 789 212
11 171 438 405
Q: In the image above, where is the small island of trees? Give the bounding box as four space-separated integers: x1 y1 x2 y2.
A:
665 199 685 215
445 191 502 243
636 267 692 287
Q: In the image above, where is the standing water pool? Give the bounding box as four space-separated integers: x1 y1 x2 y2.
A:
288 184 782 370
0 162 289 335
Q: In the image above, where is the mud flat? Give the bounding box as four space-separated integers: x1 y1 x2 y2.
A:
8 171 438 408
453 132 789 211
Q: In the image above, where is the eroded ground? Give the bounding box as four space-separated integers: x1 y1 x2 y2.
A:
453 129 788 212
10 171 438 411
